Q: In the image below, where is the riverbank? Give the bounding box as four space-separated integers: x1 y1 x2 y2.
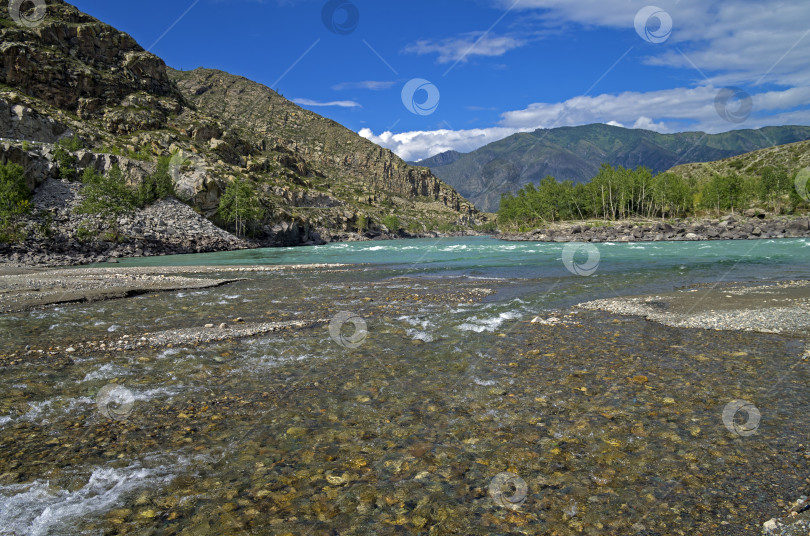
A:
500 214 810 243
578 279 810 339
0 178 486 268
0 264 347 313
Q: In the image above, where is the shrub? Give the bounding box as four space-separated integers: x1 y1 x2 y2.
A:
54 145 77 180
75 165 136 239
381 214 400 231
53 135 85 181
56 135 84 151
0 162 31 243
136 156 175 207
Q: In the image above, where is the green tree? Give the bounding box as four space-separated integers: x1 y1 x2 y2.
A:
700 174 744 215
53 135 84 181
218 177 265 237
75 165 136 239
760 166 791 212
136 156 175 207
0 162 32 243
653 172 692 218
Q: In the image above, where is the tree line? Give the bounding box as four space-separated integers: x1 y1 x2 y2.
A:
498 163 808 229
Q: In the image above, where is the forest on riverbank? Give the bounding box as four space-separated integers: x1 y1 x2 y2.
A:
498 163 810 230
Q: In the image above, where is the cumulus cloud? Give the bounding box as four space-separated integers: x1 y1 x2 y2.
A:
359 127 526 163
362 85 810 161
293 98 361 108
497 0 810 87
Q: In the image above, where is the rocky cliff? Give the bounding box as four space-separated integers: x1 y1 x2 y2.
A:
0 0 479 264
169 68 473 214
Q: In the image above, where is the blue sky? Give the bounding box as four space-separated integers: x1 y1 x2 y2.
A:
71 0 810 161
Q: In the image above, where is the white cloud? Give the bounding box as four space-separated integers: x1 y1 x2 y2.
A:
359 127 525 162
404 32 527 64
332 81 396 91
361 1 810 162
496 0 810 87
293 98 361 108
362 84 810 161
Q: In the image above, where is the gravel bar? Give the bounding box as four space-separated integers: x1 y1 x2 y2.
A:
577 280 810 339
0 264 348 313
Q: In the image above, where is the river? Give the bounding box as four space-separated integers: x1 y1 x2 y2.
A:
1 237 808 535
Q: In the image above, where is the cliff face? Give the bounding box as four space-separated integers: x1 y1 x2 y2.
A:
168 68 473 214
0 1 182 124
0 1 478 255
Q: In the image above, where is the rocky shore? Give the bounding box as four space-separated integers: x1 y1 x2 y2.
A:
0 178 250 267
500 212 810 243
0 177 487 268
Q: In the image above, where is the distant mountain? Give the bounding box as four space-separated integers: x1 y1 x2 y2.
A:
416 124 810 212
409 150 463 168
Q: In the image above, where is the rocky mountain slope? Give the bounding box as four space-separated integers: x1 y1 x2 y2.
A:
0 0 478 265
422 123 810 211
668 138 810 184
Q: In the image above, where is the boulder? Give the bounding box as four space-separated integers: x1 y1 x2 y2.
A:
744 208 767 219
0 98 72 143
787 218 809 231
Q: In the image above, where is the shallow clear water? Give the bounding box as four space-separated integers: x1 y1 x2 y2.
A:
1 237 809 535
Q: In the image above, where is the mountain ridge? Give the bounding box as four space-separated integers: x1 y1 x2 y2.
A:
419 123 810 211
0 0 479 265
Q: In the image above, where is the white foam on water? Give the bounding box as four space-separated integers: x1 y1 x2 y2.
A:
0 464 176 536
473 378 496 386
397 315 433 329
0 415 12 428
107 324 120 332
457 310 522 333
20 396 95 425
253 352 321 370
132 386 185 403
364 245 387 251
406 329 434 342
157 347 183 360
81 363 130 383
20 400 53 422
